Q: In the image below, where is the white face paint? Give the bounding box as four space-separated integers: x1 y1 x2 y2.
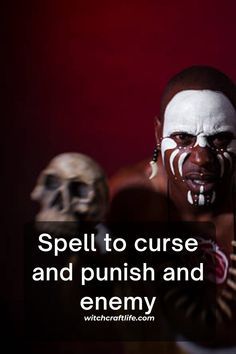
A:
217 154 224 177
161 90 236 207
163 90 236 138
223 152 232 169
178 152 189 177
194 134 209 148
161 137 177 163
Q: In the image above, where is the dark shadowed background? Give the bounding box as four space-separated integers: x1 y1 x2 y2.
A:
3 0 236 344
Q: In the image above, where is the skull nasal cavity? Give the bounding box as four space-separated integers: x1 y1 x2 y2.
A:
51 192 63 211
69 182 90 198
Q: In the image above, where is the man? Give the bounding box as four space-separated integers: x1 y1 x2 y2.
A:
110 66 236 251
108 66 236 351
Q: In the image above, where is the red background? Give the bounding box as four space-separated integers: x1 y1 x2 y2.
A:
3 0 236 335
5 0 236 192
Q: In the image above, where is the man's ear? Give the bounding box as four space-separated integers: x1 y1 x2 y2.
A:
154 116 162 146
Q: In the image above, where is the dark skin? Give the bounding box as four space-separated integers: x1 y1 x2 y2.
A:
157 114 235 256
108 67 236 349
162 132 234 211
109 117 235 257
108 114 236 347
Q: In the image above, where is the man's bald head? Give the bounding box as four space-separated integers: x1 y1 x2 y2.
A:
160 66 236 121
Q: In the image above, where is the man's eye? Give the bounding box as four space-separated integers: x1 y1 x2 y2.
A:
171 133 195 146
208 132 233 148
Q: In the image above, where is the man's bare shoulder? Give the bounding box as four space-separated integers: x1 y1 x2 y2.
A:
109 159 152 199
108 159 168 222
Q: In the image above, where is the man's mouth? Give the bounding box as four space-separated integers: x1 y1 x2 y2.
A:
185 173 218 193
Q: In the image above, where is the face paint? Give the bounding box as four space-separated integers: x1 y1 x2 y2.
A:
161 90 236 207
169 149 179 175
223 152 232 169
216 154 224 177
194 134 210 148
187 190 193 204
178 152 189 177
163 90 236 138
161 138 177 165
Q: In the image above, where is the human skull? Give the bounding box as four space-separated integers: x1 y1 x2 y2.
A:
31 153 109 225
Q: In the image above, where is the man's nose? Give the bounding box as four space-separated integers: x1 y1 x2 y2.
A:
189 146 215 167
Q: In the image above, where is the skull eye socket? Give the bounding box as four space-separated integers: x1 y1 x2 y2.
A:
69 182 90 198
44 174 61 190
